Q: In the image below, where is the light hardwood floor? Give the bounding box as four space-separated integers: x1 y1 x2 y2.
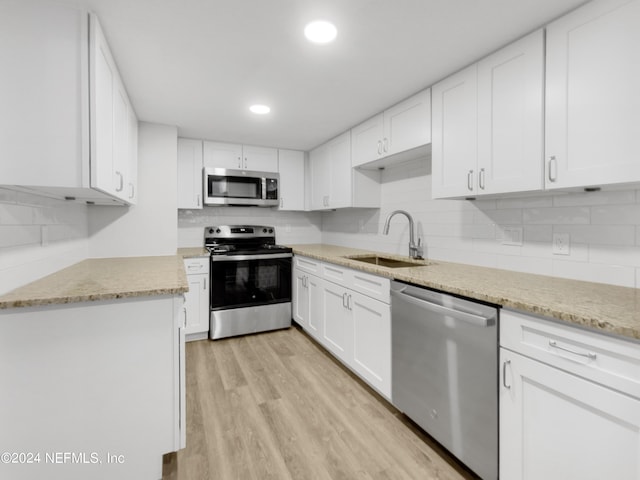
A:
163 325 477 480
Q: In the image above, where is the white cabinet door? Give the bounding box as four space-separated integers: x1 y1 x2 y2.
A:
177 138 203 209
307 274 323 340
90 14 137 205
243 145 278 172
383 88 431 157
203 141 243 169
292 267 309 328
321 280 353 363
546 0 640 190
183 258 209 338
351 114 384 167
327 131 352 209
184 273 209 336
500 348 640 480
127 107 138 203
477 29 544 195
432 64 478 198
351 291 391 399
277 149 305 210
309 142 330 210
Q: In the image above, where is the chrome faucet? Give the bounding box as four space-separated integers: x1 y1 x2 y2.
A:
382 210 423 259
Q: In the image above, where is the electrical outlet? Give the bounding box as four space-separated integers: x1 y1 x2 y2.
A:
501 227 523 246
553 233 570 255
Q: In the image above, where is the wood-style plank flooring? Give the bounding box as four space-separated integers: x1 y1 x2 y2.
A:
163 325 477 480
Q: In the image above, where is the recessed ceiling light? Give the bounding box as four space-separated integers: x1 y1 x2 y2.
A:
304 20 337 44
249 104 270 115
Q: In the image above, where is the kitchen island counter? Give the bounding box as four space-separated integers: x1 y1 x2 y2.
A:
0 255 188 309
290 244 640 341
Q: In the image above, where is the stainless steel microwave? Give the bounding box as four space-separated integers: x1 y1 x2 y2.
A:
203 168 279 207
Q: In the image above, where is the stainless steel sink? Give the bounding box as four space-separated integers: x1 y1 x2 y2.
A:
344 255 428 268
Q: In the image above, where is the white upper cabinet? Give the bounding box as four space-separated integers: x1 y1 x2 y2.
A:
91 13 138 205
432 30 544 199
477 29 544 195
545 0 640 190
310 131 380 211
432 65 478 199
277 149 306 211
351 89 431 169
177 138 203 209
203 141 278 172
0 4 137 205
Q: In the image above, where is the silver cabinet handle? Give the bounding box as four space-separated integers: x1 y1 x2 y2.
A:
237 156 242 169
183 307 188 329
503 360 511 390
347 294 352 310
342 292 348 308
197 194 201 207
548 340 596 360
244 157 248 169
467 170 474 191
377 140 382 155
115 171 124 192
383 137 388 153
548 156 558 182
128 183 135 199
203 278 207 290
479 168 485 190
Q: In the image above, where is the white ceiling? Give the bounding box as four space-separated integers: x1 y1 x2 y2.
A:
69 0 586 151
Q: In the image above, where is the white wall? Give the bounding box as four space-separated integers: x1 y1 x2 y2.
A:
0 188 89 295
322 156 640 288
89 122 178 257
178 207 322 247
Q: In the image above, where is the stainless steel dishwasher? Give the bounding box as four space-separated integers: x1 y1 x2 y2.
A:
391 280 498 480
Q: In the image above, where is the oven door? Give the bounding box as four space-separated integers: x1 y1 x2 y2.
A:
210 253 292 310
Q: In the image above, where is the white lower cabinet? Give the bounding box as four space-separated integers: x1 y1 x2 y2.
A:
292 256 391 399
183 257 209 340
500 309 640 480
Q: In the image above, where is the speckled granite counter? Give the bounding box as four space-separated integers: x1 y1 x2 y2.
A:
290 244 640 341
178 247 209 258
0 256 189 309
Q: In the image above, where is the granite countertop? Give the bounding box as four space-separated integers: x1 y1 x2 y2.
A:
290 244 640 341
0 256 189 309
178 247 209 258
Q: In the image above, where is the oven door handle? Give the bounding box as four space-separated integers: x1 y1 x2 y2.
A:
210 253 293 262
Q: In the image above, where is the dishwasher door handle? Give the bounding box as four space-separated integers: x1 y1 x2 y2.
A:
392 288 496 327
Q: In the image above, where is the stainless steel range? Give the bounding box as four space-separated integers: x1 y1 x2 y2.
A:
205 225 292 340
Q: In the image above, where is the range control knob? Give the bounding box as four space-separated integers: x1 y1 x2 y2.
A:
268 228 274 234
263 228 267 233
216 228 221 233
208 228 214 234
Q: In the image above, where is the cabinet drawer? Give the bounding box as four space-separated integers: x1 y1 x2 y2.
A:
295 255 321 275
350 270 390 304
183 257 209 275
501 309 640 398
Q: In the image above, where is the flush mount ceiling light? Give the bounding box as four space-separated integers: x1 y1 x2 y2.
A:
304 20 337 44
249 104 271 115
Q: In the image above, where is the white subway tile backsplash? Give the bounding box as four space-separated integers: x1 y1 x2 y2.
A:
523 206 590 225
553 225 636 246
496 195 553 209
552 260 636 288
0 225 41 247
591 205 640 225
0 204 34 224
588 245 640 267
496 255 553 276
523 225 553 242
553 190 636 207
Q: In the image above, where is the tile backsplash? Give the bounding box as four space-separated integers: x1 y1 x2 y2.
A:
0 188 89 294
178 207 322 246
322 157 640 288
